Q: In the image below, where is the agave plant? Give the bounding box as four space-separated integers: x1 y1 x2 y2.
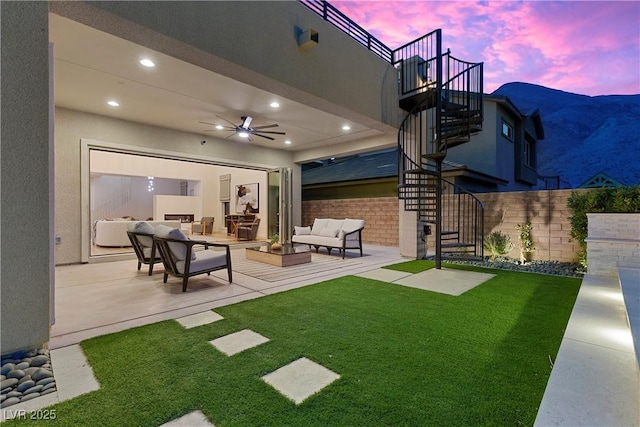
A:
484 231 513 260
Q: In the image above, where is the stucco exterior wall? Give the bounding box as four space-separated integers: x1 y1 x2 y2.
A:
1 2 52 353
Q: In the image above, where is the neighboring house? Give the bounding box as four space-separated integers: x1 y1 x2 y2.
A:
302 149 398 200
444 95 544 193
303 95 545 195
579 172 625 188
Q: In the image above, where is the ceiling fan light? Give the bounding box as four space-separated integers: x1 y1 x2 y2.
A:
238 131 250 138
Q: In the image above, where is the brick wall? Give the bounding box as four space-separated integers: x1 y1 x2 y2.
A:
301 198 399 246
302 189 588 262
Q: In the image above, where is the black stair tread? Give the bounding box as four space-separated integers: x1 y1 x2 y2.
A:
399 89 438 112
441 230 458 235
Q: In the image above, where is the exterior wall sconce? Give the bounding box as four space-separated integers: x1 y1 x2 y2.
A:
297 29 319 49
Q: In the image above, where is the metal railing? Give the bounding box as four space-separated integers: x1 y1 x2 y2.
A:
299 0 393 62
392 29 442 98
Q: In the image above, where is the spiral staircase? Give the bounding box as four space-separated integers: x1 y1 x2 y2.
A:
394 30 485 267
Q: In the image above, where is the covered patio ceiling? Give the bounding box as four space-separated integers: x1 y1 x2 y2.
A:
49 12 397 159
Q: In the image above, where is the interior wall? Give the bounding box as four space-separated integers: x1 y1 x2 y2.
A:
91 175 184 222
55 107 301 265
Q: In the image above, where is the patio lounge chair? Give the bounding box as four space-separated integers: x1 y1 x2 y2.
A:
127 222 162 275
153 226 232 292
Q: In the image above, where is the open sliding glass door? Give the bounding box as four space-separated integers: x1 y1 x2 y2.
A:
267 168 292 244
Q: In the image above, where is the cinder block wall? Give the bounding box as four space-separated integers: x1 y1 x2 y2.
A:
301 198 399 246
474 189 586 263
302 189 587 262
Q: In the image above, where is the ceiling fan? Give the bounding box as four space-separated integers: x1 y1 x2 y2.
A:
200 115 285 141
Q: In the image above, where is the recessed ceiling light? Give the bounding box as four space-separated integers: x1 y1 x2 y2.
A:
107 100 120 107
139 58 155 67
342 124 351 131
215 125 224 130
270 101 280 108
284 140 292 145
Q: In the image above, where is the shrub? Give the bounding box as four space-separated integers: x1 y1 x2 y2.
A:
515 222 535 263
567 186 640 265
484 231 513 260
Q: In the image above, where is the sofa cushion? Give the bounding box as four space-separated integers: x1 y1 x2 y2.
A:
311 219 330 235
155 226 196 261
319 228 340 238
342 219 365 233
127 221 155 247
327 219 345 231
293 235 343 247
175 250 227 274
294 226 312 235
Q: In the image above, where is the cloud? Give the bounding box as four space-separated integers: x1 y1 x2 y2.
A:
329 0 639 95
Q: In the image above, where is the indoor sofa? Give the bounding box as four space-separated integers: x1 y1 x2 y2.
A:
94 219 181 247
292 218 365 258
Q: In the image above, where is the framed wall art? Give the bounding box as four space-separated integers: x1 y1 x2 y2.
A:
235 183 259 213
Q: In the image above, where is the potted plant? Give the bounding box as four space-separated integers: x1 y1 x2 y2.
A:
269 233 282 250
515 221 535 263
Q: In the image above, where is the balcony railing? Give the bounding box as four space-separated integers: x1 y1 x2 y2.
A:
299 0 393 63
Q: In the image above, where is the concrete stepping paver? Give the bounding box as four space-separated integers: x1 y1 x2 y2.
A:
393 268 495 296
175 311 224 329
261 357 340 404
209 329 270 356
160 410 215 426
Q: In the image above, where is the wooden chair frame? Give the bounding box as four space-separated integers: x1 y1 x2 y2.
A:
127 230 161 275
153 236 232 292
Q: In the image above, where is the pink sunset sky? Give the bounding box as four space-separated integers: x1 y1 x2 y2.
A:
330 1 640 96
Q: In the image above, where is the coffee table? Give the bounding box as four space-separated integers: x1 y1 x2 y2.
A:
245 243 311 267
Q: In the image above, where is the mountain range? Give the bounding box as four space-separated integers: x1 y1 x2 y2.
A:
492 82 640 188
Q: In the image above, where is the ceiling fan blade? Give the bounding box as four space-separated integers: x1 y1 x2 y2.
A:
199 121 217 126
215 115 239 127
251 124 279 130
253 130 286 135
252 133 275 140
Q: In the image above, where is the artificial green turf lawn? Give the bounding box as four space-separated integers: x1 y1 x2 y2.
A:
9 262 580 427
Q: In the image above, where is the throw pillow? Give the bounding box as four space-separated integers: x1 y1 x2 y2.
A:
154 226 196 261
128 221 155 247
295 226 311 235
319 228 339 238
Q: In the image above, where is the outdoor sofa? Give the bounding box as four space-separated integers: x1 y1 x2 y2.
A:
292 218 365 259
